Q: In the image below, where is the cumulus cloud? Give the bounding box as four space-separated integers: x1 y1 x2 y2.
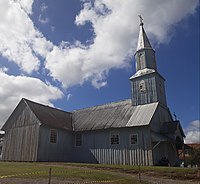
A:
38 3 49 24
0 0 52 73
0 70 63 127
0 0 199 127
45 0 199 88
15 0 34 15
184 120 200 144
0 0 198 86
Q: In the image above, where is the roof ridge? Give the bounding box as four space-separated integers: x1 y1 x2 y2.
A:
72 99 131 112
22 98 71 114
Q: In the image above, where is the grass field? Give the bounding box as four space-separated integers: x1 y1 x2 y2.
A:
0 162 143 184
61 162 199 180
0 162 199 184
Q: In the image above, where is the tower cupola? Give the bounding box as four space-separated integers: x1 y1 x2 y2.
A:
130 16 167 107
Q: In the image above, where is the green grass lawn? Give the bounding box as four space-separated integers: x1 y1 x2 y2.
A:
0 162 144 184
0 162 199 183
62 162 199 180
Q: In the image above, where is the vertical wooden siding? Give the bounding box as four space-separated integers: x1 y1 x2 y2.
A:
2 125 39 161
37 125 73 162
2 102 40 161
73 127 153 165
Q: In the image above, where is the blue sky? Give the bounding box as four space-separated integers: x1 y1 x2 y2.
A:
0 0 199 143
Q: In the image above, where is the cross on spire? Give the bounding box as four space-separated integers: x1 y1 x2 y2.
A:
138 15 144 26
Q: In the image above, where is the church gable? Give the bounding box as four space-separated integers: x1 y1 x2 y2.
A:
2 99 40 131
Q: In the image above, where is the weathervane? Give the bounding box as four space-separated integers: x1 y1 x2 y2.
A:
138 15 144 26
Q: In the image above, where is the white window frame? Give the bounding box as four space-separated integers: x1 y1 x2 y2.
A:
130 134 138 145
110 131 120 145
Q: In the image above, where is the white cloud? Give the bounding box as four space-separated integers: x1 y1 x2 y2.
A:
15 0 34 14
67 94 72 101
184 120 200 144
0 70 63 127
40 3 48 12
0 0 199 128
0 0 52 73
38 3 49 24
38 14 49 24
51 26 55 32
0 0 198 85
45 0 199 88
2 67 8 72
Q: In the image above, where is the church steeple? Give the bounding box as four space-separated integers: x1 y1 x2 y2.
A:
130 16 167 107
136 16 152 52
134 16 157 72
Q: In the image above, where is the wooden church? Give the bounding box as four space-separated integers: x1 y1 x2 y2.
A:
1 19 185 166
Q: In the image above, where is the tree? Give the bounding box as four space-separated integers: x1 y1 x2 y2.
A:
186 148 200 167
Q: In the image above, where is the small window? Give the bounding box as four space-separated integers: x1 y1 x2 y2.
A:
110 131 119 145
50 129 57 143
139 80 146 92
130 134 138 145
75 133 82 147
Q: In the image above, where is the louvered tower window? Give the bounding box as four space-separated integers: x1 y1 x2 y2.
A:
50 129 57 143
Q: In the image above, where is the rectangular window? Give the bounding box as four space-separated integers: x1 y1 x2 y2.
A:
75 133 82 146
110 131 119 145
50 129 57 143
130 134 138 145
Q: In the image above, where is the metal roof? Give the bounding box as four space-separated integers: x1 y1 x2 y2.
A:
2 98 158 132
72 99 158 131
136 24 152 52
136 23 152 52
24 98 73 131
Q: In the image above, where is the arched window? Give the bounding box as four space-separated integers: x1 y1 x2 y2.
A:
139 53 145 69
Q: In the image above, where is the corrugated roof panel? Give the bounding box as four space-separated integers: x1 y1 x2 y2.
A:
24 98 73 131
72 100 158 131
126 102 158 127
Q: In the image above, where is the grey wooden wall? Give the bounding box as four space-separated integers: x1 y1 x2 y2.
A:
72 127 153 166
152 141 179 166
37 125 73 162
131 72 167 107
2 102 40 161
150 104 172 132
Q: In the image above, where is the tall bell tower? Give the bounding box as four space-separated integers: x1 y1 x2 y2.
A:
130 16 167 107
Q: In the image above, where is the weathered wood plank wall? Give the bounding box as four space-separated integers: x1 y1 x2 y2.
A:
72 127 153 165
37 125 73 162
2 102 40 161
131 73 167 107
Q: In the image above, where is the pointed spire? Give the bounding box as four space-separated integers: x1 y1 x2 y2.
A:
136 16 152 52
